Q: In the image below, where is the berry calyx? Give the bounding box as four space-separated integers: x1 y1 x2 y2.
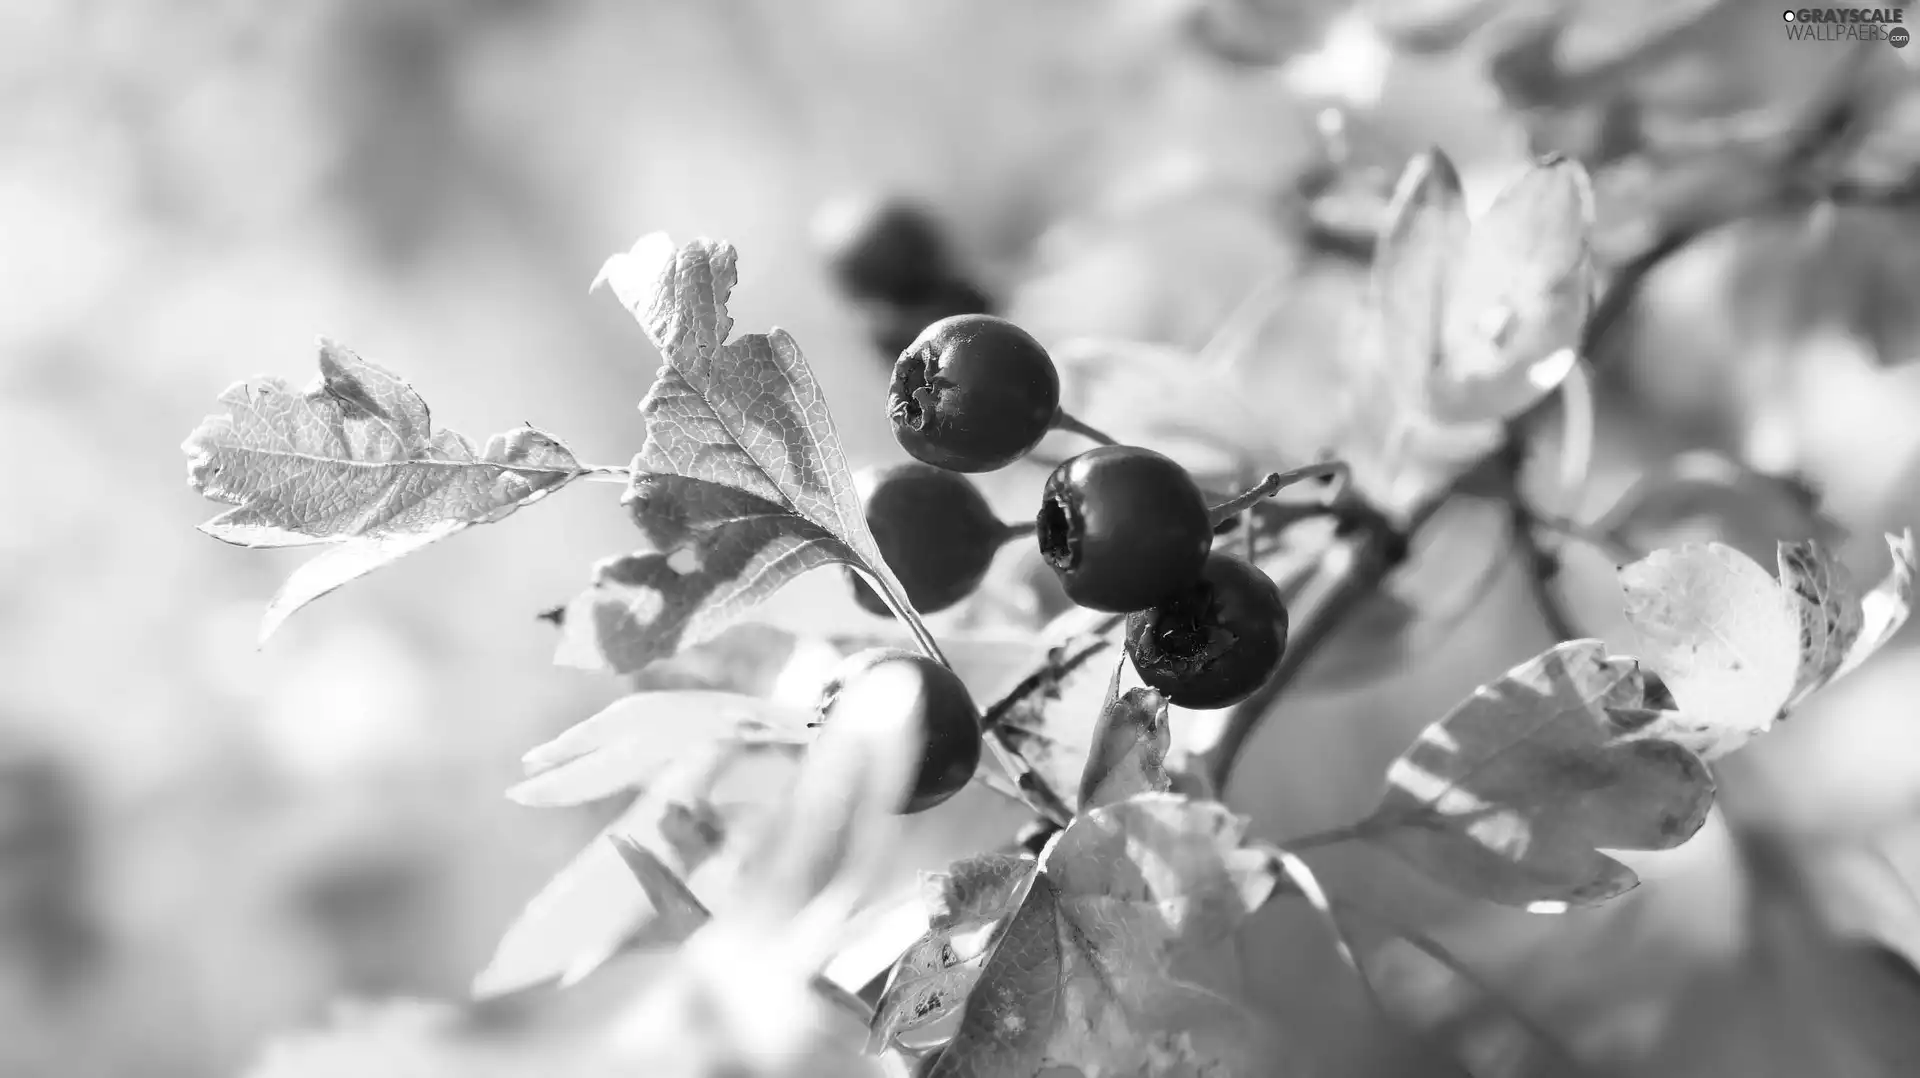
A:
814 648 981 815
889 314 1061 473
1037 446 1213 613
848 462 1013 618
815 195 955 307
1125 552 1289 710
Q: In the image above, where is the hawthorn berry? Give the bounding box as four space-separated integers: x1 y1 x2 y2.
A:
1037 446 1213 613
815 648 981 815
816 196 955 307
1125 552 1288 710
889 314 1060 473
848 462 1009 618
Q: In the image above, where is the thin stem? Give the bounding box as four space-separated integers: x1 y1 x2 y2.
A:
1205 462 1351 528
1529 514 1642 565
998 519 1038 544
1276 821 1372 853
1498 436 1586 644
1330 899 1599 1078
864 569 950 670
1050 408 1120 448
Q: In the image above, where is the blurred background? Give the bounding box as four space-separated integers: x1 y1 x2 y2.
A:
3 1 1918 1075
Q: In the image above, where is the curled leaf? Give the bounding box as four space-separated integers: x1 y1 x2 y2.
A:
183 340 585 642
1077 682 1174 812
870 854 1034 1053
1617 531 1916 758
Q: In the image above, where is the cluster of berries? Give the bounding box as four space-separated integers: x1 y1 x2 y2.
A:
811 200 1292 815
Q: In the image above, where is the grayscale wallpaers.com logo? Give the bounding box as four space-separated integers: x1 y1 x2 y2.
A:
1783 7 1909 47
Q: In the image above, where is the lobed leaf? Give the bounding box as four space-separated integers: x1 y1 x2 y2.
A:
933 794 1290 1077
1360 639 1715 909
1617 531 1916 758
183 340 585 642
555 235 912 675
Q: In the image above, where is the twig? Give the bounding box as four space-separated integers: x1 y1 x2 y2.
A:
1051 409 1120 448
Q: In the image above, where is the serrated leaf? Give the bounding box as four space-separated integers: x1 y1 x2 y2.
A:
556 235 912 675
1360 640 1715 909
1429 155 1595 424
183 340 585 642
870 854 1035 1053
1077 680 1173 812
508 690 812 808
475 742 741 998
1618 532 1915 758
933 794 1289 1077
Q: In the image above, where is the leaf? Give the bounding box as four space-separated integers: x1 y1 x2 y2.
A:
183 339 585 642
933 794 1289 1077
555 235 912 675
1617 531 1916 758
1077 679 1173 812
1429 155 1595 425
1361 0 1509 53
990 627 1131 811
474 741 740 998
1373 147 1470 398
1360 639 1715 909
508 690 812 808
870 854 1035 1053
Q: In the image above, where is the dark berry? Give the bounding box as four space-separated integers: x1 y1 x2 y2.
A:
1036 446 1213 613
816 649 981 815
847 462 1007 618
869 278 995 363
889 314 1060 473
1125 552 1288 709
816 196 954 307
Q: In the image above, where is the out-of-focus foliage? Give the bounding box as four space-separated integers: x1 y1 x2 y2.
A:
12 0 1920 1076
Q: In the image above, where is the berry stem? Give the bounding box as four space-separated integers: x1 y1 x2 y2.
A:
855 565 951 669
1205 461 1350 528
1049 408 1120 448
998 519 1038 544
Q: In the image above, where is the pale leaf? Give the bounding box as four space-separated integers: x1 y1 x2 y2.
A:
1373 147 1470 397
1618 532 1916 758
474 742 741 998
558 235 912 675
183 340 584 641
1362 640 1715 908
1430 156 1595 424
509 690 812 808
